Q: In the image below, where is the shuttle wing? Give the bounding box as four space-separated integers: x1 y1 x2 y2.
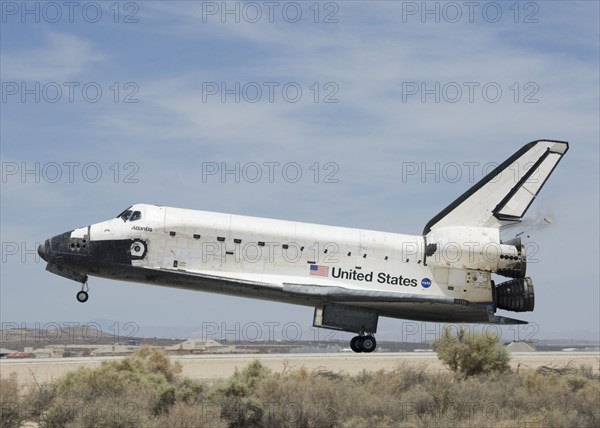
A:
423 140 569 233
143 267 526 324
282 282 527 324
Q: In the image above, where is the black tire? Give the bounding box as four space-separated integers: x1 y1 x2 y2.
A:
76 291 89 303
361 336 377 353
350 336 363 353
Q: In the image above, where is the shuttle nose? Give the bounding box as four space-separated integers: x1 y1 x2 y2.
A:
38 239 50 262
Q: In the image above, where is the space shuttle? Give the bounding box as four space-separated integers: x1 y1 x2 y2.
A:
39 140 568 352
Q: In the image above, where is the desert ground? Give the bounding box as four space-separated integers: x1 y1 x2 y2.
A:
2 352 598 386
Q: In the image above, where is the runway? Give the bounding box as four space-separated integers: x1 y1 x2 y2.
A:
2 352 598 386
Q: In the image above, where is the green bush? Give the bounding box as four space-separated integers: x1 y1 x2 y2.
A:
431 326 510 377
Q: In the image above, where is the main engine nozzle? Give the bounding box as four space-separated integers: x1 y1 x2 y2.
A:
496 277 534 312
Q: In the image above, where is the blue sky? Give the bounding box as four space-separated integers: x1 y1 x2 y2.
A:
1 1 598 342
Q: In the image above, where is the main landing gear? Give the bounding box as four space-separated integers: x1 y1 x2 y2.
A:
313 304 379 353
350 334 377 353
76 281 89 303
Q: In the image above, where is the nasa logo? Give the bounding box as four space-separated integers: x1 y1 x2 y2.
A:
421 278 432 289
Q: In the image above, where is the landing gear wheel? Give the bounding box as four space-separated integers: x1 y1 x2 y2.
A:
349 335 377 353
77 281 89 303
361 336 377 353
76 291 89 303
350 336 363 353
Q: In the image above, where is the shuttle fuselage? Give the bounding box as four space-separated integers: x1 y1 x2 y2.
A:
39 140 569 352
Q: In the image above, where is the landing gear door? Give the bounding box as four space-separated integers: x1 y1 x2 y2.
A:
46 262 88 284
313 303 378 334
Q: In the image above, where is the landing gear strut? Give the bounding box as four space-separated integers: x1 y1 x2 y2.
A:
76 281 89 303
349 334 377 353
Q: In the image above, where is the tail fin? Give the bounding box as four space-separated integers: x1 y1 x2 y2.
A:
423 140 569 234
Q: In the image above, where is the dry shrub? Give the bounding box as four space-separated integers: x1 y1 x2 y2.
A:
21 347 205 428
0 374 21 428
147 401 227 428
432 326 510 377
10 352 599 428
257 370 341 427
38 388 148 428
207 360 271 427
340 415 396 428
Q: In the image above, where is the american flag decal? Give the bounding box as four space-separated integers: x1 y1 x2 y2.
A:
309 264 329 277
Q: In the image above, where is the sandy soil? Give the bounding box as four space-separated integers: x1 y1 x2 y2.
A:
2 352 598 387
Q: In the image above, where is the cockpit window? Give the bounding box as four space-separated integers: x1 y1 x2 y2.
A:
116 206 142 222
116 206 133 221
119 210 133 222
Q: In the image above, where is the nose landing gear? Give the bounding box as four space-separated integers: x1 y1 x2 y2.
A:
76 281 89 303
350 334 377 353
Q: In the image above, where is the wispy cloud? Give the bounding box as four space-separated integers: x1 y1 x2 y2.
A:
1 32 105 81
95 3 598 157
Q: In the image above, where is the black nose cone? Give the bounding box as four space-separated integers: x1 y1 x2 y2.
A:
38 239 50 262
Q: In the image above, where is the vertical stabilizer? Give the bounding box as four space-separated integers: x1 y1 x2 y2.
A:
423 140 569 234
